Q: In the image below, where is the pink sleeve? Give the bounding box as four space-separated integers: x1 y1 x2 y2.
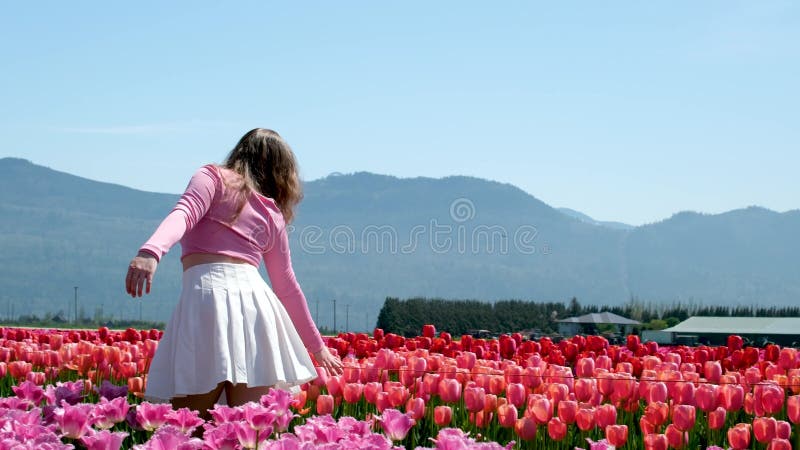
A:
263 222 326 354
139 165 221 261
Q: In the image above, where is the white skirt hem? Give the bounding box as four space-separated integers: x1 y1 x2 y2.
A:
143 262 318 404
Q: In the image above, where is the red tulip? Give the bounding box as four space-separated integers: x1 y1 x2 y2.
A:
672 381 695 405
647 381 668 404
727 423 751 450
515 417 537 441
595 403 617 429
768 439 792 450
529 395 552 424
547 417 567 441
720 384 744 411
576 357 595 378
760 383 785 415
342 382 363 403
422 324 436 338
753 416 777 443
506 383 526 408
788 395 800 423
777 420 791 439
405 397 425 421
464 386 486 413
695 383 719 412
497 404 518 428
665 424 687 449
433 405 452 427
643 433 668 450
606 424 628 447
575 378 596 402
575 407 595 431
708 407 726 430
644 401 669 427
438 378 461 403
671 404 696 432
316 394 334 415
557 400 578 424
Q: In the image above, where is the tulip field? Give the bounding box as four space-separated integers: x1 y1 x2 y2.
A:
2 326 800 449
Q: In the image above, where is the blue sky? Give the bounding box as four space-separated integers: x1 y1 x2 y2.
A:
1 1 797 225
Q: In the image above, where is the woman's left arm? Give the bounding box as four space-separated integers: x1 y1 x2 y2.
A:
263 223 343 376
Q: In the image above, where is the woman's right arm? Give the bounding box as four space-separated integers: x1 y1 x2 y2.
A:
126 164 221 297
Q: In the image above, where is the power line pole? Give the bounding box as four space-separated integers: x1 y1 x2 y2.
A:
139 299 143 322
345 304 350 332
331 299 337 334
74 286 78 324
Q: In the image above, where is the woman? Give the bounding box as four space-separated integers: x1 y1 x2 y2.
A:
125 128 343 417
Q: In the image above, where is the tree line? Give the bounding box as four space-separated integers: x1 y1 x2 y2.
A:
375 296 800 337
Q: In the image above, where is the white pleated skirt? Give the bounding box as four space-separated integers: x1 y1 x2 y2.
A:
144 262 318 403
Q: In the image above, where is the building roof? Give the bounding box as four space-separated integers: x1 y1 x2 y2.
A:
663 316 800 335
557 312 640 325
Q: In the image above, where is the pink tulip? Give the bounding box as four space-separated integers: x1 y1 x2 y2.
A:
647 382 668 404
239 403 276 435
343 382 364 403
506 383 526 408
708 407 726 430
405 397 425 421
727 423 752 450
595 403 617 429
379 409 415 442
80 430 128 450
316 394 334 415
557 400 578 424
671 404 696 432
464 386 486 413
761 383 785 415
54 402 94 439
11 380 45 406
91 396 130 429
665 423 687 449
672 381 695 405
434 405 452 426
777 420 791 439
135 401 172 432
720 384 744 411
547 417 567 441
438 378 461 403
529 395 552 424
325 375 343 398
515 416 537 441
575 378 596 402
703 361 722 383
497 404 518 428
695 383 718 412
575 407 595 431
606 424 628 447
643 433 668 450
753 416 777 443
768 439 793 450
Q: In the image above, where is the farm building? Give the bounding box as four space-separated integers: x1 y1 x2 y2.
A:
661 316 800 346
557 312 640 337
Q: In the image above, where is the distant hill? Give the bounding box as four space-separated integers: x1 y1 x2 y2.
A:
1 157 797 331
557 207 634 230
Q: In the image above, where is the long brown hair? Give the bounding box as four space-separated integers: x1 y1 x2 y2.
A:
222 128 303 223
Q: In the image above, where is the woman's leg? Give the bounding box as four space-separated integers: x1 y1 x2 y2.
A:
171 381 226 422
225 382 272 406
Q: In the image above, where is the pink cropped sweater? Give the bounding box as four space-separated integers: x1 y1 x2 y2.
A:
139 164 324 353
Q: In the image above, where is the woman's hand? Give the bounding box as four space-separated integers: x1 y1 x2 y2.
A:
126 251 158 298
313 346 344 377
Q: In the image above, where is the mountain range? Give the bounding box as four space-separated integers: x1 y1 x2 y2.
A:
1 157 797 331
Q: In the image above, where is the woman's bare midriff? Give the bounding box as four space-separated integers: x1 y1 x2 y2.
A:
182 253 251 272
